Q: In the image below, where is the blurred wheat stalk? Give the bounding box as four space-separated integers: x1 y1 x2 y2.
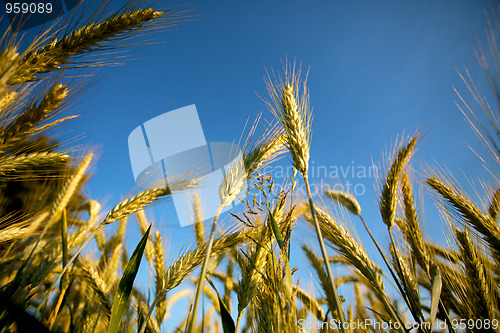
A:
0 1 500 333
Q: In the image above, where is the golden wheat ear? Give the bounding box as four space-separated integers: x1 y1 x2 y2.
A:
379 134 418 229
264 61 311 175
8 3 193 85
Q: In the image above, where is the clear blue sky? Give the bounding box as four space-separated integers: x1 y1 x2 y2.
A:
12 0 499 329
66 0 494 247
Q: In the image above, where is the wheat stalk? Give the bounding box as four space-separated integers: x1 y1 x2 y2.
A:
302 245 339 314
153 231 166 326
139 228 255 333
265 61 347 328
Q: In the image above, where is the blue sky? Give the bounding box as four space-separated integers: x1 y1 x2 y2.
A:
66 0 494 244
9 0 499 329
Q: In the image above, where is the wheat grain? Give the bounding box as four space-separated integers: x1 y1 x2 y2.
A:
237 226 270 314
456 229 497 321
162 228 254 293
302 245 338 314
51 153 92 224
379 136 418 228
218 158 246 207
0 47 19 89
399 172 430 274
325 190 361 215
389 244 424 322
0 84 68 146
305 206 384 293
488 186 500 220
264 63 311 175
427 176 500 263
244 132 286 180
77 264 111 315
0 89 18 112
104 243 123 282
104 188 169 225
104 178 196 225
295 286 325 321
192 193 205 246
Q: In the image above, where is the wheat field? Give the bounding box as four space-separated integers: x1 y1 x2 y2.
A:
0 1 499 333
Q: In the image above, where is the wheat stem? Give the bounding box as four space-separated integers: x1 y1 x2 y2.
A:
303 175 347 328
186 204 223 333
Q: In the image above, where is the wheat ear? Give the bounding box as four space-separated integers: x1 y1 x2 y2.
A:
265 61 347 328
10 8 163 84
138 228 255 333
456 229 498 321
399 172 431 274
427 176 500 264
0 152 69 178
51 153 92 224
325 190 361 216
379 135 418 228
0 84 68 146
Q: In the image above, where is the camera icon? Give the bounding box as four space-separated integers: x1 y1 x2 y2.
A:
128 105 247 227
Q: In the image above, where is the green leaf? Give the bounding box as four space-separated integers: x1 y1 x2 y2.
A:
60 208 69 290
108 223 151 333
206 277 235 333
430 265 442 324
267 207 293 297
268 207 285 250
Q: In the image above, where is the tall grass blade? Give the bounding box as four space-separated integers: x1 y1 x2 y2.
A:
108 224 151 333
206 277 235 333
268 207 293 298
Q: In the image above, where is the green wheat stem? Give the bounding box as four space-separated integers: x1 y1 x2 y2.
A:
186 204 223 333
303 175 347 329
235 311 244 332
34 224 101 316
357 215 407 330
